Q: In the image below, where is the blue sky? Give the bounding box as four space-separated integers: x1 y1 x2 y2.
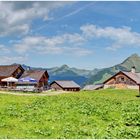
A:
1 1 140 69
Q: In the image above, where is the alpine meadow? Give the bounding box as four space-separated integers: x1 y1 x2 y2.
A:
0 89 140 139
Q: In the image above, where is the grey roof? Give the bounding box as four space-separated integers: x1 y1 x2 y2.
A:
122 71 140 84
52 80 80 88
83 84 104 90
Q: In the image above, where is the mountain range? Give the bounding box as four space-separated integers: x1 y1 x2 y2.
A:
19 53 140 87
21 64 100 86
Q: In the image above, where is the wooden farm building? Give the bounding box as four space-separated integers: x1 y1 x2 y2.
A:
50 80 80 91
0 64 49 89
19 70 49 89
0 64 24 87
104 67 140 89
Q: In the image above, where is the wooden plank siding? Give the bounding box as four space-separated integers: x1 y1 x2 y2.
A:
51 82 63 90
0 65 24 87
12 66 25 79
50 81 80 91
105 73 137 85
104 71 138 89
38 72 49 88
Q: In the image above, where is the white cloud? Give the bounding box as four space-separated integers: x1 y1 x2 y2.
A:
0 1 70 36
4 22 140 60
0 45 10 53
0 44 27 65
13 33 88 56
62 47 92 56
80 24 140 51
13 23 140 56
0 55 27 65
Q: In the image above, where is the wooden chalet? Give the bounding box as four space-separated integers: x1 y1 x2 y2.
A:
0 64 24 87
50 80 80 91
19 70 49 89
104 67 140 89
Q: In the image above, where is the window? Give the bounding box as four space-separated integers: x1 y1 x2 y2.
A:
119 77 125 82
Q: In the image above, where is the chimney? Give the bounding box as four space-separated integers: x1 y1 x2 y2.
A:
131 66 136 73
27 67 30 71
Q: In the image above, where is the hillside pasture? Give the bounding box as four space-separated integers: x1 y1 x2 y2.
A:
0 89 140 138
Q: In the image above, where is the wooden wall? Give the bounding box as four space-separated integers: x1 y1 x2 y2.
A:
104 73 137 89
12 67 24 78
0 66 24 87
51 82 63 90
38 72 49 88
106 73 136 85
51 82 80 91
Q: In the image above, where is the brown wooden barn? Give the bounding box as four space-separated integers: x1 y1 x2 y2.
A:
50 80 80 91
104 67 140 89
0 64 24 87
19 70 49 89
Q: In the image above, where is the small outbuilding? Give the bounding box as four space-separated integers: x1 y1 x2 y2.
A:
83 84 104 90
50 80 80 91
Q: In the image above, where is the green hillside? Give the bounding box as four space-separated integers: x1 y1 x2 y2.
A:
0 89 140 138
86 53 140 84
119 53 140 72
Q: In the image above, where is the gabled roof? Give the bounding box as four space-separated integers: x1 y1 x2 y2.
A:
0 64 23 77
51 80 80 88
122 71 140 84
83 84 104 90
20 70 49 81
104 71 140 84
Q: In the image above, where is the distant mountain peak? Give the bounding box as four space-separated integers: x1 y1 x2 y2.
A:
61 64 69 69
121 53 140 65
86 53 140 85
129 53 139 58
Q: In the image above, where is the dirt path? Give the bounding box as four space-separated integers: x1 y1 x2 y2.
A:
0 90 71 96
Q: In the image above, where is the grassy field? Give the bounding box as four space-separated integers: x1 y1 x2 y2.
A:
0 89 140 139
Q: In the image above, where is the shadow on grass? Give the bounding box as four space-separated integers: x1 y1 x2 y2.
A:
136 95 140 97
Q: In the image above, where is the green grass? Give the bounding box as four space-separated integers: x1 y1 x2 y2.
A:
0 89 140 138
